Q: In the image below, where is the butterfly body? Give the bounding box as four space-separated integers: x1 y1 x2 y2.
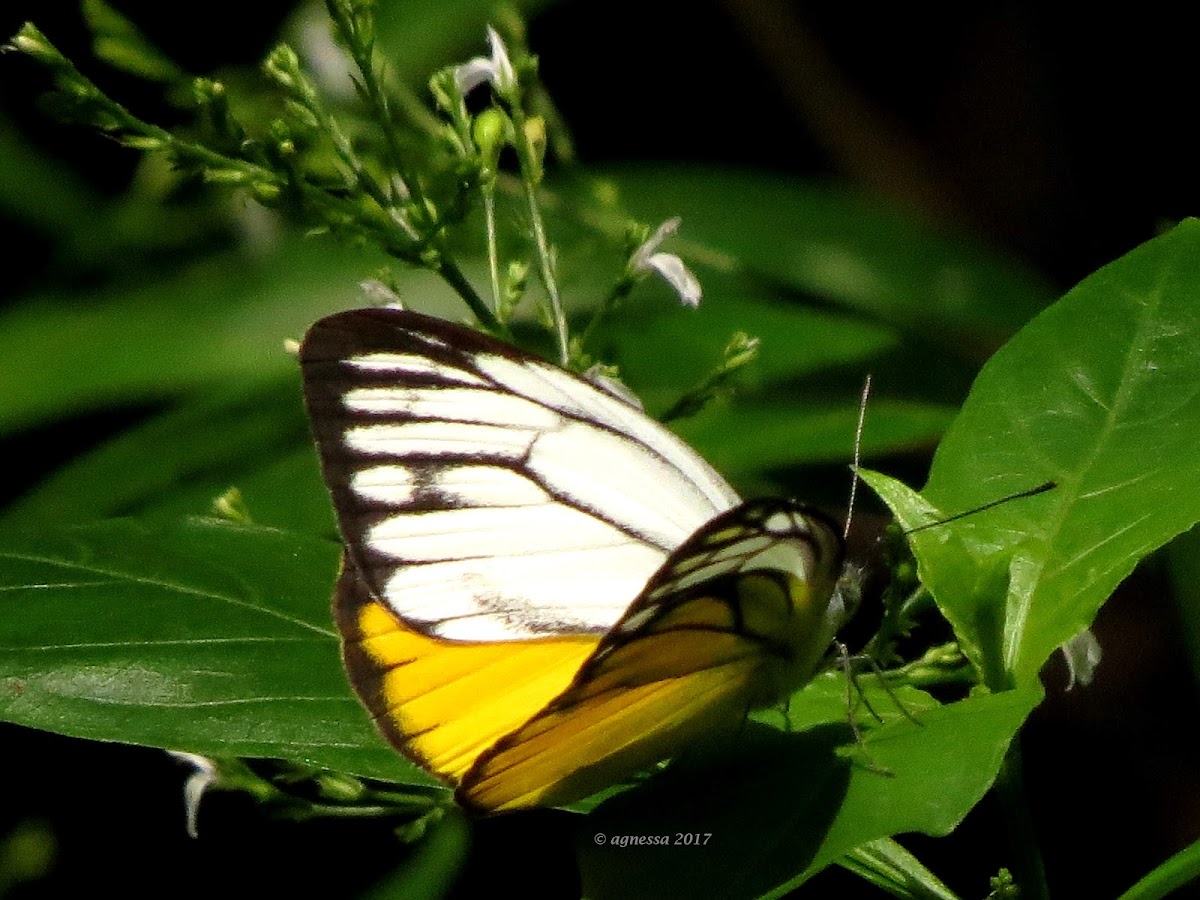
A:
301 308 846 812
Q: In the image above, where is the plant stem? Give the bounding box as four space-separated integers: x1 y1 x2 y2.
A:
325 0 424 213
994 737 1050 900
440 258 504 334
577 279 633 353
483 180 502 316
506 102 569 364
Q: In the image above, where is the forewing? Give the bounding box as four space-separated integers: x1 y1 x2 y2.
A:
300 308 740 642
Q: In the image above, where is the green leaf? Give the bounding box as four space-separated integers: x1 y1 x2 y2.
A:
3 382 331 535
1116 833 1200 900
839 838 962 900
83 0 187 83
674 397 955 484
372 0 554 83
359 808 473 900
0 517 436 788
0 111 109 245
600 284 899 398
576 678 1041 898
0 237 456 435
1167 529 1200 689
865 220 1200 687
594 167 1055 354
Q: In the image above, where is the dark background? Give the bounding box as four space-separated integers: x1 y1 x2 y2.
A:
2 1 1198 896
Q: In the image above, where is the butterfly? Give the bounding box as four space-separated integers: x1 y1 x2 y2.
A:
300 307 850 813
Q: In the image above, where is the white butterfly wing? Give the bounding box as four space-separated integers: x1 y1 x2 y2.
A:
300 308 740 642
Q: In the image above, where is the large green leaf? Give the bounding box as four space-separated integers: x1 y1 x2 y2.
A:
864 220 1200 687
0 517 433 786
577 678 1041 898
0 512 1041 899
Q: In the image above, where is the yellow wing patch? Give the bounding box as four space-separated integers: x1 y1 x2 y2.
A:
337 561 600 784
459 628 761 813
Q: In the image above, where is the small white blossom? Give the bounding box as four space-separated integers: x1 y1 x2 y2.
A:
1061 627 1102 690
583 364 645 410
629 217 702 307
454 26 516 97
168 751 219 838
359 278 404 308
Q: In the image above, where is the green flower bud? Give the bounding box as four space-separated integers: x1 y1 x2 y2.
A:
314 772 366 803
263 43 302 90
472 107 509 174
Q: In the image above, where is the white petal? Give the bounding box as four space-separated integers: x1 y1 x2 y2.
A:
168 751 219 838
1061 627 1102 689
453 57 495 95
630 216 681 272
485 26 517 94
646 252 702 307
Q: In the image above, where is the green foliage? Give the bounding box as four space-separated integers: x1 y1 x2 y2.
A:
2 2 1199 897
863 222 1200 690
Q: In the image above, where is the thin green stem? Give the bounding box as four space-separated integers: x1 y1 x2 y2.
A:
994 738 1050 900
483 180 502 317
576 279 634 353
440 257 504 335
507 102 569 364
325 0 426 213
325 4 502 328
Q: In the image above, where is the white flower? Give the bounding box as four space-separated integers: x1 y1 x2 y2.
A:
1061 627 1102 689
629 217 702 307
454 26 516 97
168 751 219 838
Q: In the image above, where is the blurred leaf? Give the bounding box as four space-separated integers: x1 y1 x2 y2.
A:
865 220 1200 687
586 167 1056 355
372 0 557 82
1116 832 1200 900
674 397 955 484
577 681 1041 899
0 111 109 244
360 808 472 900
1167 528 1200 690
3 381 331 534
0 819 55 895
83 0 186 83
0 236 458 435
0 517 437 788
601 283 899 400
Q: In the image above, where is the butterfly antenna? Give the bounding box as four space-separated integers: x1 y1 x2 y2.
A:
844 375 872 540
903 480 1058 536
